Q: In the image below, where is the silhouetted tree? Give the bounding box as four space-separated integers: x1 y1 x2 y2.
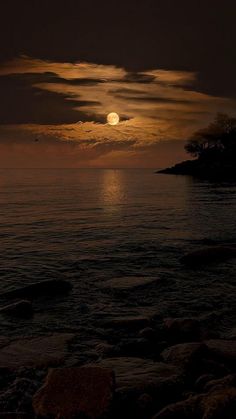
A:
185 113 236 159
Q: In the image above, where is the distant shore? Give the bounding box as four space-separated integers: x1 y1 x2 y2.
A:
157 158 236 180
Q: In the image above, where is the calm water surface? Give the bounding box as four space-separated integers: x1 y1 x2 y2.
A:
0 169 236 344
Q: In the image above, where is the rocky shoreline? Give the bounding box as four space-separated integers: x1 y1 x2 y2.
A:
1 315 236 419
1 247 236 419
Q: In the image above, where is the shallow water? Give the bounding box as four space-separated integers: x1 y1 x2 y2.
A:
0 169 236 343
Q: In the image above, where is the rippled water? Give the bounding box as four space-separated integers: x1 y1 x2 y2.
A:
0 169 236 342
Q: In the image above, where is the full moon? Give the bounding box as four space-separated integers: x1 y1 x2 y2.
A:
107 112 120 126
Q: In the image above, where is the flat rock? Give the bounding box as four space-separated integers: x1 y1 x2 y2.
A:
98 357 182 397
0 333 74 369
33 366 114 419
0 300 33 318
99 276 158 291
0 279 72 301
180 246 236 267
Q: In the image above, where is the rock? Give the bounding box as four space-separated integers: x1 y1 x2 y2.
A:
163 317 201 343
98 357 182 401
161 342 208 374
0 333 74 369
99 276 158 291
195 374 216 391
205 339 236 365
153 386 236 419
101 316 150 330
152 394 200 418
0 279 72 301
0 300 33 318
204 374 236 392
200 386 236 419
33 366 115 419
180 246 236 267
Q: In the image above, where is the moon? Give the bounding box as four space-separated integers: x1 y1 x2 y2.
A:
107 112 120 126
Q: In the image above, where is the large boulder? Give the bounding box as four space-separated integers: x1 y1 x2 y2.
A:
180 246 236 267
33 367 115 419
0 279 72 300
0 333 74 369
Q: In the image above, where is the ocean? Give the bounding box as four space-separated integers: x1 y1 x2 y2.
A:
0 168 236 348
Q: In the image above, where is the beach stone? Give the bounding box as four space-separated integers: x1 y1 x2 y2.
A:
163 317 201 342
0 300 33 318
33 366 114 419
180 246 236 267
98 357 182 398
0 279 72 301
0 333 74 369
161 342 208 372
205 339 236 365
99 276 158 291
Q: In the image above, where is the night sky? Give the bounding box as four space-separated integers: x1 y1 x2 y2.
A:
0 0 235 168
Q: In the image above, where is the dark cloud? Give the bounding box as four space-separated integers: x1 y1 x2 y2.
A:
0 73 102 124
0 0 235 99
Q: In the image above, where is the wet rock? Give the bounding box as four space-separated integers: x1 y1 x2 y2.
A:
33 366 114 419
161 342 208 374
205 339 236 365
180 246 236 267
98 357 183 401
163 317 201 343
99 276 158 291
0 279 72 301
0 301 33 318
0 333 74 369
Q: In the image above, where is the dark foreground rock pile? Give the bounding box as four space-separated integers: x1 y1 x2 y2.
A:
1 315 236 418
